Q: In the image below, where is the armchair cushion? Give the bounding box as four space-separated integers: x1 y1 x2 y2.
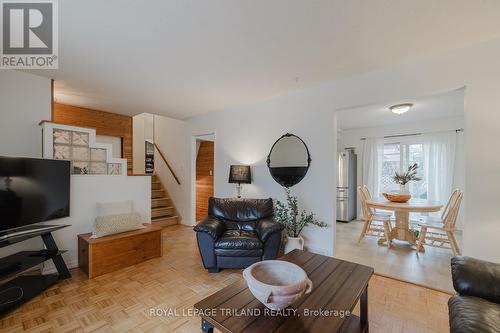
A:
451 256 500 304
193 217 225 240
256 217 284 242
209 198 274 222
215 230 263 250
448 295 500 333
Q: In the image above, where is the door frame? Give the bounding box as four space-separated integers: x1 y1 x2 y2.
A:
191 132 216 225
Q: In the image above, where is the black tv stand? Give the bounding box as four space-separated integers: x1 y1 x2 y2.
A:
0 225 71 316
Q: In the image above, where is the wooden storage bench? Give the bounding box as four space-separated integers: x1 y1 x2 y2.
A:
78 224 162 278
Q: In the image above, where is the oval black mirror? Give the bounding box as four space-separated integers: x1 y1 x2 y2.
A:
267 133 311 188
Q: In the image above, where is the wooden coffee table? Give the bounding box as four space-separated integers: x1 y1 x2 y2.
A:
194 250 373 333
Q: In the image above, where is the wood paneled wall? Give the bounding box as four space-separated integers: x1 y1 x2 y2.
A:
196 141 214 221
52 103 133 173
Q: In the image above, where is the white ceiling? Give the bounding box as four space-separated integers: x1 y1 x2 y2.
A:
337 88 465 130
30 0 500 119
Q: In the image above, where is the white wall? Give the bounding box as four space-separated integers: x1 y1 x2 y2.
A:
144 113 154 142
43 175 151 271
189 105 337 256
338 116 466 228
188 37 500 263
96 135 122 158
0 71 51 157
153 114 192 224
0 71 52 256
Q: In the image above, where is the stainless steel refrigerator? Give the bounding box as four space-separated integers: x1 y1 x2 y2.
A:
336 150 357 222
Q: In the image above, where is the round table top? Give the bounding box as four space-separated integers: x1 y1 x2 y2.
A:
366 197 443 213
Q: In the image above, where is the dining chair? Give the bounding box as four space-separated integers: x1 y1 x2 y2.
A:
358 186 393 248
362 185 396 224
362 186 395 216
416 189 463 256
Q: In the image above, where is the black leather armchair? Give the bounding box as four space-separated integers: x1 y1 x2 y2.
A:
449 256 500 333
194 198 284 273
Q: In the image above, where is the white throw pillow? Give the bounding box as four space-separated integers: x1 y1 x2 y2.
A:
96 200 133 217
91 212 145 239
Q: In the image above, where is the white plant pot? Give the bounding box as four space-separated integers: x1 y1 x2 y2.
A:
284 236 304 254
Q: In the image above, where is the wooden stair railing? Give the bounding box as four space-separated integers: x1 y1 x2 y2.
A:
154 143 181 185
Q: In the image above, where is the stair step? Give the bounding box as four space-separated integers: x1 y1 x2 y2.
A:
152 198 169 208
151 182 163 190
152 215 179 228
152 206 174 218
149 175 177 227
152 190 165 199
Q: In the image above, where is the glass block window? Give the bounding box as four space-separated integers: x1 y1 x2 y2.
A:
72 132 89 146
90 162 107 175
53 129 71 144
51 128 122 175
54 144 71 160
108 163 122 175
91 148 107 162
72 147 90 161
73 161 90 175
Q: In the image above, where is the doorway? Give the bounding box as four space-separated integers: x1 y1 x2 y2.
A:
334 88 466 292
195 136 215 222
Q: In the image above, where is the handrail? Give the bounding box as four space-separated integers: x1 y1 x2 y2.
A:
154 143 181 185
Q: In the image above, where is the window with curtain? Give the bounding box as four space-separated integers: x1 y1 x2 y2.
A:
365 131 457 202
362 130 460 222
381 142 426 198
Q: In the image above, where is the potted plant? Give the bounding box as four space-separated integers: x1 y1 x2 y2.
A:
275 188 327 254
393 162 422 195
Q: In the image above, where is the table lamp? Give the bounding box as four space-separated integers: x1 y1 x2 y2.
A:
228 165 251 198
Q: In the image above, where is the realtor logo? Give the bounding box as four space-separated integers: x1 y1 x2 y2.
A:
1 0 58 69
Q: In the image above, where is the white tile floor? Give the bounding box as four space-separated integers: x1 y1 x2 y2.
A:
335 220 461 292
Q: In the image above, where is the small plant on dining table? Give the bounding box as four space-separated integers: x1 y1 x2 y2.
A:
393 162 422 185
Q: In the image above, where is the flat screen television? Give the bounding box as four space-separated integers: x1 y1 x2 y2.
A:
0 157 70 232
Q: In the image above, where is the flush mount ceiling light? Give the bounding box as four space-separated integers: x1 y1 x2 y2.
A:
390 103 413 115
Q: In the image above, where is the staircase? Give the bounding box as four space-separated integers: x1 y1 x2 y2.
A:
151 174 179 227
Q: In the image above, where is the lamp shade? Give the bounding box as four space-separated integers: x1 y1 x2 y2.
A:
228 165 251 184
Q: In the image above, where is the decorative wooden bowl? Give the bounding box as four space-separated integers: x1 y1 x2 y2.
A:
243 260 313 310
383 192 411 203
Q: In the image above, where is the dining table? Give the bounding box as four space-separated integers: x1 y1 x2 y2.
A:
365 197 443 247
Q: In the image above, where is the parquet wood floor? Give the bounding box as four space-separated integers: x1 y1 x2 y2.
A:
0 225 451 333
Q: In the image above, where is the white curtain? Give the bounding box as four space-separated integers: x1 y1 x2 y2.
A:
362 137 384 197
422 131 457 208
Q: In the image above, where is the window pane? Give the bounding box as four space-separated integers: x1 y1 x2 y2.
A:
381 142 427 199
407 143 426 199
